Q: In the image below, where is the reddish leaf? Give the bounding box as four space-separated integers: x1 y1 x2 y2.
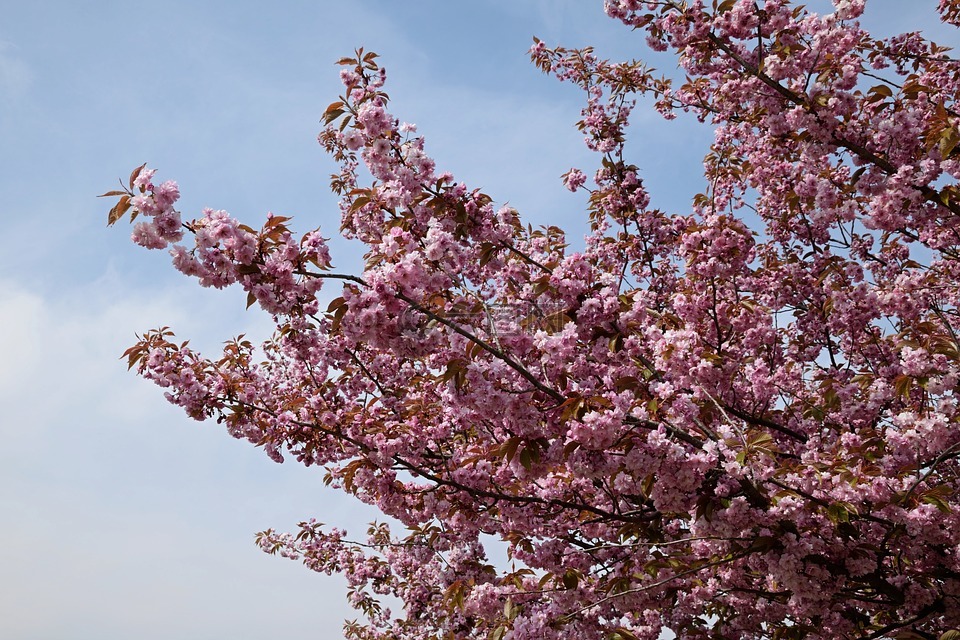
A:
107 195 132 226
128 162 147 190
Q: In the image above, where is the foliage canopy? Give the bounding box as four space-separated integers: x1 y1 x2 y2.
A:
107 1 960 638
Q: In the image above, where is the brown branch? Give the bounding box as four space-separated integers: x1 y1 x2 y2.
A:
296 271 705 449
701 29 960 218
721 403 808 443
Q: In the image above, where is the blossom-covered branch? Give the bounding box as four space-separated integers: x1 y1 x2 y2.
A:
106 2 960 638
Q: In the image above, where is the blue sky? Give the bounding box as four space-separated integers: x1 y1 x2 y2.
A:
0 1 955 638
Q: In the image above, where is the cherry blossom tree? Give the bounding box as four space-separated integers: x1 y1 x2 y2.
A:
104 1 960 638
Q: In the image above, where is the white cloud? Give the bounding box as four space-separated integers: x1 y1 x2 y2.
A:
0 275 381 639
0 40 31 101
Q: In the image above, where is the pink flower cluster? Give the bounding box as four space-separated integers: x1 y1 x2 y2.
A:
126 178 331 317
128 169 184 249
112 7 960 639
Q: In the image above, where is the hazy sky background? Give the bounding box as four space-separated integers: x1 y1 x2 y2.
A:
0 1 956 639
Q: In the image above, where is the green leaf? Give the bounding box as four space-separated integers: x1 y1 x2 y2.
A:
939 126 960 159
502 437 521 463
324 108 345 125
519 447 534 470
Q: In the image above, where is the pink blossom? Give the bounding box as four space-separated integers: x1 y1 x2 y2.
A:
342 130 364 151
562 168 587 191
111 15 960 640
130 221 167 249
133 167 156 191
152 180 180 209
